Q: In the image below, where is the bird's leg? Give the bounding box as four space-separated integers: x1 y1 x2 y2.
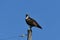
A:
30 27 31 30
28 26 32 30
30 26 32 30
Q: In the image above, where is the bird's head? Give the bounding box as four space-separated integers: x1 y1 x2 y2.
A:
26 14 29 17
26 14 29 19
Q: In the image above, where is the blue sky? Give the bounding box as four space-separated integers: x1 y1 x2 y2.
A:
0 0 60 40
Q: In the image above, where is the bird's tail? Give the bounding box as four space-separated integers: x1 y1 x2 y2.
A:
37 25 42 29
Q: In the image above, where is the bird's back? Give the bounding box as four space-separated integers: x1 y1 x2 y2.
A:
25 17 42 29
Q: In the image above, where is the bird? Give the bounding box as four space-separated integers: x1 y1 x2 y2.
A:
25 14 42 30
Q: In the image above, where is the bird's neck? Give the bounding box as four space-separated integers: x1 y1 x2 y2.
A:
26 16 29 19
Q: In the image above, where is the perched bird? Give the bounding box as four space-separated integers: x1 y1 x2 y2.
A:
25 14 42 30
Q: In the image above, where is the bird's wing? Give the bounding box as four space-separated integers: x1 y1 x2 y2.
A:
30 18 39 26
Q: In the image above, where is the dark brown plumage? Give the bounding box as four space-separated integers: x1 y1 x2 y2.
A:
25 14 42 29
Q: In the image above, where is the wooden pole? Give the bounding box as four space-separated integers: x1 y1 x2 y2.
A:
27 29 32 40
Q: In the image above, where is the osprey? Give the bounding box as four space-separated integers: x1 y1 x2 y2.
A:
25 14 42 29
